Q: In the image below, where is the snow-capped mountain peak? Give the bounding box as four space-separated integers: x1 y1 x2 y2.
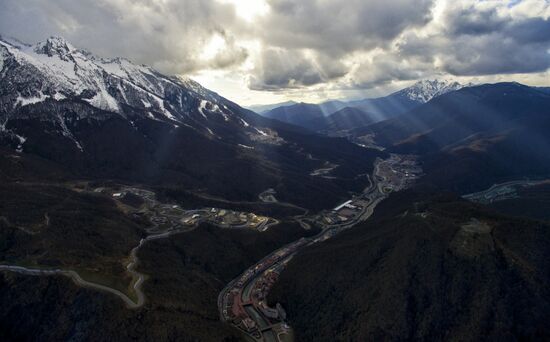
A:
0 36 227 118
0 36 281 150
33 36 77 58
2 37 244 121
401 79 470 103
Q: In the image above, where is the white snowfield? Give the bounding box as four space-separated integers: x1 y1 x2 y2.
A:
0 36 234 124
0 44 7 71
14 91 49 107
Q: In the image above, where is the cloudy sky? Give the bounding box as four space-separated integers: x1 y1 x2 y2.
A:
1 0 549 106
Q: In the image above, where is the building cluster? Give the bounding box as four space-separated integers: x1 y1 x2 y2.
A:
224 289 260 335
378 154 423 192
252 270 278 302
321 198 371 225
464 180 550 205
181 208 271 231
221 238 308 337
252 271 287 321
480 186 517 203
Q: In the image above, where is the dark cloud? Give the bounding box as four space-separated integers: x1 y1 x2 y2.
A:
0 0 549 95
445 5 507 36
397 3 550 77
247 48 348 90
0 0 246 74
443 33 550 75
352 54 432 89
510 17 550 44
247 0 436 89
259 0 435 55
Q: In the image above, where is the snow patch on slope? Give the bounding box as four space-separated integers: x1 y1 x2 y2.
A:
15 91 49 107
141 99 152 108
56 114 83 152
84 83 120 112
240 118 250 127
255 127 268 136
238 144 254 149
198 100 208 119
15 134 26 153
0 46 6 71
53 92 66 101
151 95 176 121
212 104 230 121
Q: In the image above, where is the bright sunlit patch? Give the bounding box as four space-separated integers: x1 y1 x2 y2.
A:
200 34 227 61
217 0 269 22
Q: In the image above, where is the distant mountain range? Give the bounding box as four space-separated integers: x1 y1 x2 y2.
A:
355 82 550 193
261 79 468 132
0 36 382 209
309 106 375 133
247 101 297 114
256 78 550 196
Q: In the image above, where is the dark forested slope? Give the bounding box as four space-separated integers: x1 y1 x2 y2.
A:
0 222 316 341
268 191 550 341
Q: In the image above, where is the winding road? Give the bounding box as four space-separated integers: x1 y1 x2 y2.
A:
0 226 194 309
218 155 420 341
0 264 143 308
0 186 279 309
